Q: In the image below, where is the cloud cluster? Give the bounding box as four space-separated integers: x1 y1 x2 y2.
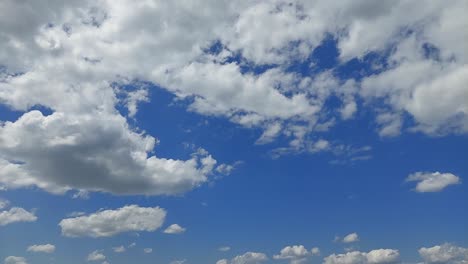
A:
4 256 27 264
217 252 268 264
273 245 320 264
419 243 468 264
59 205 166 237
0 1 465 196
324 249 400 264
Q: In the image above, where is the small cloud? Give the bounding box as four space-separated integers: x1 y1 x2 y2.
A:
343 233 359 243
27 244 56 253
218 246 231 252
143 248 152 254
406 171 461 192
112 246 125 253
163 224 186 234
87 250 106 262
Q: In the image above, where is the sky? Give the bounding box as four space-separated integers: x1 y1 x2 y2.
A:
0 0 467 264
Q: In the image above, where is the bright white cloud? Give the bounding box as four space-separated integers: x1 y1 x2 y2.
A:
27 244 56 253
419 243 468 264
87 250 106 262
343 233 359 243
4 256 27 264
324 249 400 264
163 224 186 234
406 172 461 192
219 252 268 264
59 205 166 237
0 207 37 226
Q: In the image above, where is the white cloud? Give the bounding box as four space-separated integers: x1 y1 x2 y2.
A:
112 246 125 253
324 249 400 264
0 111 221 195
0 0 466 174
219 252 268 264
163 224 186 234
4 256 27 264
143 248 152 254
87 250 106 262
170 260 187 264
312 247 321 256
406 172 461 192
419 243 468 264
343 233 360 243
59 205 166 237
27 244 56 253
274 245 316 264
0 207 37 226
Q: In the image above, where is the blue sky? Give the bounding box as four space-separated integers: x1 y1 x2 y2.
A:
0 1 467 264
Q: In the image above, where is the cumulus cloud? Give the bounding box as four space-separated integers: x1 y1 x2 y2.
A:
4 256 27 264
27 244 55 253
59 205 166 237
324 249 400 264
343 233 360 243
163 224 186 234
218 252 268 264
0 207 37 226
87 250 106 262
419 243 468 264
406 172 461 192
112 246 125 253
274 245 319 264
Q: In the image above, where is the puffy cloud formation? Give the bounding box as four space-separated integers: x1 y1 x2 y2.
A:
324 249 400 264
59 205 166 237
0 206 37 226
419 243 468 264
217 252 268 264
406 172 461 192
27 244 56 253
87 250 106 262
0 111 220 195
0 0 466 196
163 224 186 234
4 257 27 264
274 245 320 264
343 233 360 243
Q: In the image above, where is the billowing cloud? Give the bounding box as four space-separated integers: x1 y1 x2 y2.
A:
27 244 55 253
163 224 186 234
4 256 27 264
218 252 268 264
406 172 461 192
59 205 166 237
0 1 464 183
419 243 468 264
324 249 400 264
